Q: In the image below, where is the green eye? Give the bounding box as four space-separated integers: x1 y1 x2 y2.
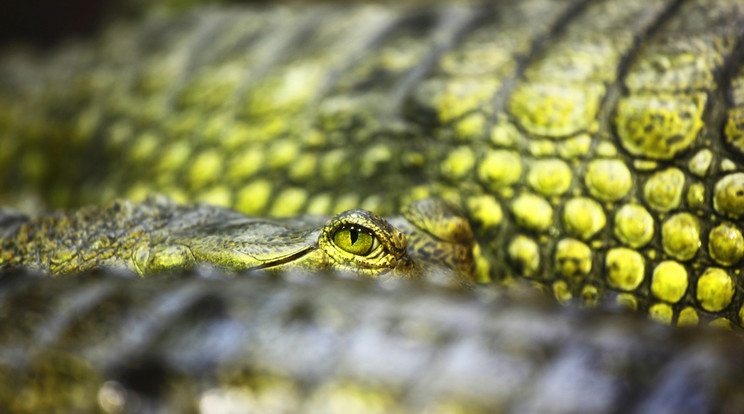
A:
332 226 378 256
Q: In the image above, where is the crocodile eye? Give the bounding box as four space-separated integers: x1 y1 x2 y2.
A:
319 209 407 274
332 226 379 256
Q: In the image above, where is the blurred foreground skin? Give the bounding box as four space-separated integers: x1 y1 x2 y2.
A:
2 270 744 414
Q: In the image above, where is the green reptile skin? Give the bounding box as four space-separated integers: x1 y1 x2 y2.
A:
3 0 744 411
4 0 744 325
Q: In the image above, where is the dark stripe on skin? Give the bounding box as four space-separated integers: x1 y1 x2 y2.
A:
487 0 593 118
711 12 744 154
582 0 684 128
229 8 332 110
160 11 239 108
384 4 479 120
100 281 207 367
312 7 405 102
32 281 116 349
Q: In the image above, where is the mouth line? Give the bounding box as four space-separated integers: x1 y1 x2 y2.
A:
241 245 317 271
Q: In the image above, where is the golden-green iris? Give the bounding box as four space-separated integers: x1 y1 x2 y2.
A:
332 226 378 256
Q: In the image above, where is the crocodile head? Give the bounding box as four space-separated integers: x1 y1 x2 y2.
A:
131 198 475 284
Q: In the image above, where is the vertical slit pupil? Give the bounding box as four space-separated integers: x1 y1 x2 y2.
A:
350 229 359 244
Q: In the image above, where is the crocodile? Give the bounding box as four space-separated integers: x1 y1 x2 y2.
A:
4 0 744 324
4 0 744 411
0 0 744 326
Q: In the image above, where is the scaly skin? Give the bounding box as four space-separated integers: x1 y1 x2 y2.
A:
4 0 744 326
3 0 744 411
